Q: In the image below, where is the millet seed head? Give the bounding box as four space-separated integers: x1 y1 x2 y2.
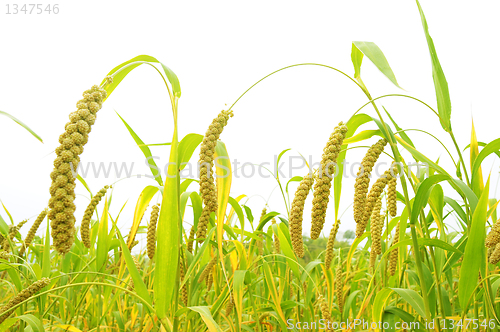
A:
486 218 500 248
147 204 160 260
324 219 340 270
49 85 107 255
489 243 500 265
19 209 48 256
0 278 50 324
80 185 110 249
290 172 314 258
353 139 387 224
310 122 348 240
388 222 400 276
387 176 398 217
356 165 394 238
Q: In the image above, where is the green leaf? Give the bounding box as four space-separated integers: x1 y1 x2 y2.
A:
0 110 43 143
178 133 203 171
352 42 401 89
233 270 247 329
155 124 180 318
277 223 301 278
372 288 393 325
471 138 500 188
110 216 153 309
391 288 426 318
386 236 461 255
459 177 490 310
116 112 163 186
188 306 222 332
410 174 449 225
101 55 181 99
415 0 452 132
96 197 110 271
16 314 44 332
351 44 364 79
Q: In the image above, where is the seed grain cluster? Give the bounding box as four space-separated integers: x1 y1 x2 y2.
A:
49 85 107 255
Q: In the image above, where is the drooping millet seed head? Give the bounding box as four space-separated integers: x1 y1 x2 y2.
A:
387 176 398 218
147 204 160 260
486 218 500 248
311 122 348 240
198 110 234 215
196 207 212 243
489 243 500 265
81 185 110 249
225 292 234 316
19 209 48 256
370 197 384 255
127 256 142 291
2 219 28 252
48 85 107 255
0 252 10 261
324 219 341 270
290 172 314 258
356 166 394 238
0 278 50 324
353 139 387 224
198 256 217 283
388 222 400 276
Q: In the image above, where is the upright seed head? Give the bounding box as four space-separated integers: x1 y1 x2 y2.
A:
317 295 333 330
324 219 340 270
290 172 314 258
19 209 48 256
187 225 196 254
356 165 394 238
353 139 387 224
369 249 377 271
49 85 107 255
0 278 50 324
311 122 348 240
271 219 280 254
257 207 267 255
387 176 398 217
388 222 400 276
180 257 188 305
335 264 343 315
147 204 160 259
81 185 110 249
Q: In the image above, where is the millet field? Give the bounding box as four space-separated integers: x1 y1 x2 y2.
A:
1 1 500 331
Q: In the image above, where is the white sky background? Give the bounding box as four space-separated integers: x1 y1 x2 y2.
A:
1 1 499 246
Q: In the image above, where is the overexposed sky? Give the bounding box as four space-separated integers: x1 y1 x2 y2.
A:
1 1 499 244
